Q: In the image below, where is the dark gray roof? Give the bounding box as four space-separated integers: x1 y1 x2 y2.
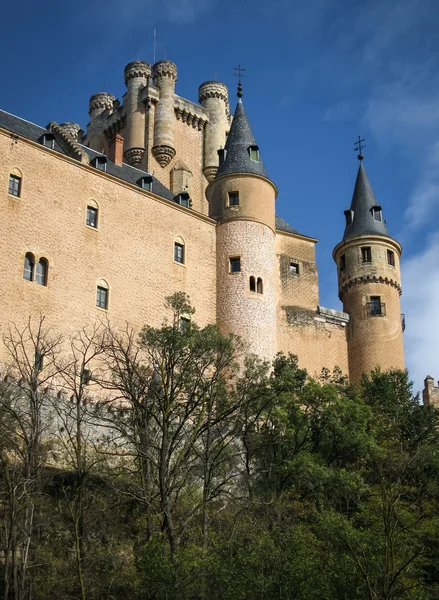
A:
0 109 174 203
0 109 67 154
275 215 298 235
216 100 268 179
343 161 390 241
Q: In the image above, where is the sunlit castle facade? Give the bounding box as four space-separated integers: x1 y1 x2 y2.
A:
0 58 406 381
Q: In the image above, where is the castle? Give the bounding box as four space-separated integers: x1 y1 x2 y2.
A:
0 58 407 382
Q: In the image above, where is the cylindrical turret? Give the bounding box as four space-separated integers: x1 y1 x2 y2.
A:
198 81 229 182
333 160 405 382
123 60 151 167
59 122 83 142
206 94 278 361
152 60 177 167
88 92 116 151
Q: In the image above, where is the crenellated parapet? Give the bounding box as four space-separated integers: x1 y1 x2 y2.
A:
124 60 152 84
46 122 89 163
59 122 83 142
174 96 208 130
152 60 177 83
89 92 116 115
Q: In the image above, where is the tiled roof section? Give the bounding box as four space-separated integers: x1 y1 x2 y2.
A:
216 100 268 178
0 109 174 203
343 162 389 241
0 109 67 154
275 215 298 235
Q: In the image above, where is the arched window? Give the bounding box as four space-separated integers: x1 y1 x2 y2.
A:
257 277 263 294
36 258 48 286
249 276 256 292
23 253 35 281
96 279 109 310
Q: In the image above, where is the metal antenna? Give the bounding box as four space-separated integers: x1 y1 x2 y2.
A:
354 135 366 160
233 64 246 98
153 29 157 63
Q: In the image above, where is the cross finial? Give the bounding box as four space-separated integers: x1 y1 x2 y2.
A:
234 64 246 98
354 135 366 161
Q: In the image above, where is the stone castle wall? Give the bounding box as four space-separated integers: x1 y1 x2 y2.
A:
0 130 217 362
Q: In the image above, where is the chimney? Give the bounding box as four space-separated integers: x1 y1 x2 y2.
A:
109 134 124 166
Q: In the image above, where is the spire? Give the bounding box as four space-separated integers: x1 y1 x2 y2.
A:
343 161 389 241
216 99 267 179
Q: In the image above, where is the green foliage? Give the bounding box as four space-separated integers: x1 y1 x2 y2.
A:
1 303 439 599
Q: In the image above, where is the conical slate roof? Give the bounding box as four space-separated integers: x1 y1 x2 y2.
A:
343 161 389 241
216 99 268 178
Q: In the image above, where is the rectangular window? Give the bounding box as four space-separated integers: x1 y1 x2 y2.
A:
372 207 382 221
249 146 259 161
387 250 395 266
228 191 239 206
289 262 299 275
369 296 383 316
86 206 98 228
8 175 21 197
229 257 241 273
174 242 185 264
339 254 346 271
34 351 44 374
361 246 372 263
96 286 108 309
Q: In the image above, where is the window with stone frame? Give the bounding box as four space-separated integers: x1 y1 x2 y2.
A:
387 249 395 266
86 205 98 228
361 246 372 263
9 174 21 197
174 242 185 264
228 191 239 206
229 257 241 273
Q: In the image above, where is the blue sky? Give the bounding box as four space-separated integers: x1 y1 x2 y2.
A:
1 0 438 390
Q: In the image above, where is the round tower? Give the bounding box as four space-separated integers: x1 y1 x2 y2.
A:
152 60 177 167
198 81 229 182
206 84 278 361
88 92 116 151
333 156 404 382
123 60 151 167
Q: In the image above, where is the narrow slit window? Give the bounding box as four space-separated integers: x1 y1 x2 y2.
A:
23 252 34 281
339 254 346 271
289 262 299 275
9 174 21 197
228 191 239 206
361 247 372 263
249 276 256 292
257 277 263 294
34 351 44 374
35 258 48 286
229 257 241 273
387 250 395 266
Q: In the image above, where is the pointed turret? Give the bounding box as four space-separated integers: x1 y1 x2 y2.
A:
216 99 267 179
205 81 278 362
333 149 404 383
343 161 389 240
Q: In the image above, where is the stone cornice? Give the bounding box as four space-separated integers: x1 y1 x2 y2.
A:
174 96 208 130
339 274 402 298
333 234 402 261
275 229 319 244
47 122 89 164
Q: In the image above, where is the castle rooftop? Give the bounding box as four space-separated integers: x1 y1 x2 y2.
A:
343 160 390 241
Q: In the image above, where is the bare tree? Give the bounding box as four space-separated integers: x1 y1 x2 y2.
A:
0 317 62 600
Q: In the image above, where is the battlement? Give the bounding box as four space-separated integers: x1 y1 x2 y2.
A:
422 376 439 408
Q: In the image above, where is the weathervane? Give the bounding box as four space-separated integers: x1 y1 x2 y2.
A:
234 64 246 98
354 135 366 161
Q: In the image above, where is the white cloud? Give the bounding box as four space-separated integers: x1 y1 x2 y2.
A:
402 232 439 393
